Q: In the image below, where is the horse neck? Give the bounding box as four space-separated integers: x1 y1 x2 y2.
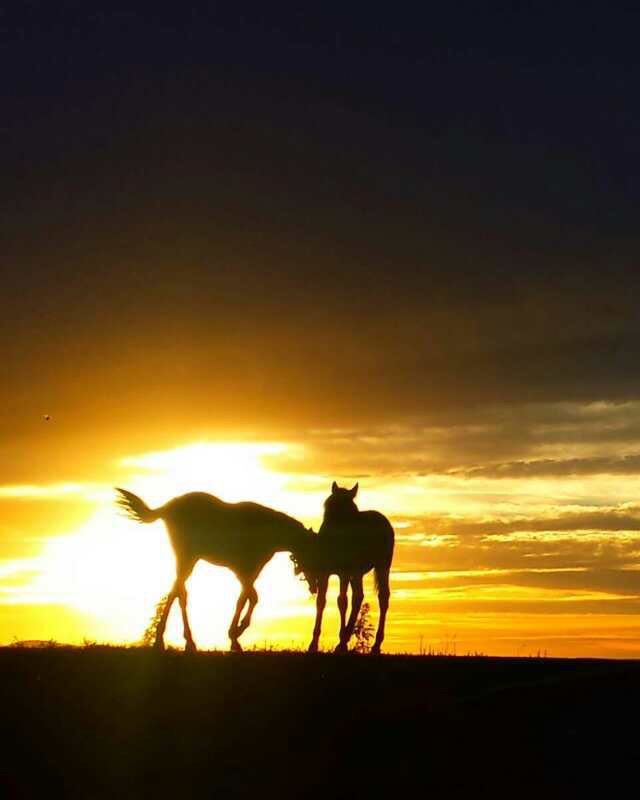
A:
320 508 359 532
274 517 312 553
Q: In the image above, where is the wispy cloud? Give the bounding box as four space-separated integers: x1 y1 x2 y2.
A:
0 483 105 501
451 455 640 479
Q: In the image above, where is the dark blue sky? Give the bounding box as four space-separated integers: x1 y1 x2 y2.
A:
2 3 640 440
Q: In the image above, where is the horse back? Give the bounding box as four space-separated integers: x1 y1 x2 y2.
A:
161 492 302 565
163 493 295 533
319 508 394 571
359 510 394 563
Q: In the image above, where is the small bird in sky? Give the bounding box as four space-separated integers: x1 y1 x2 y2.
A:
43 414 51 422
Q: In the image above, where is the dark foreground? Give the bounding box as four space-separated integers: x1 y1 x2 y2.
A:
0 647 638 798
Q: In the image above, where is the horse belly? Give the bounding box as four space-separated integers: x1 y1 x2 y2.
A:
317 534 370 575
197 529 271 572
173 525 235 566
319 515 392 574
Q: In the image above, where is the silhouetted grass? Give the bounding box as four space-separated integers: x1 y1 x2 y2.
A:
0 645 637 798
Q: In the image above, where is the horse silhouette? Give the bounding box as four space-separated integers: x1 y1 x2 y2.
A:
303 482 394 654
115 488 316 652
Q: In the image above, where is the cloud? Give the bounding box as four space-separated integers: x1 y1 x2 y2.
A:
452 455 640 479
0 483 103 501
443 509 640 536
263 402 640 482
392 566 640 597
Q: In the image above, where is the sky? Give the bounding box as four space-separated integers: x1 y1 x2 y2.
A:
2 4 640 656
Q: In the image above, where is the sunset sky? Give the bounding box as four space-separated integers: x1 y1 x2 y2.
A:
3 5 640 656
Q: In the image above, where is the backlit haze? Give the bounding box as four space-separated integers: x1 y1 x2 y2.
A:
5 417 640 657
3 7 640 656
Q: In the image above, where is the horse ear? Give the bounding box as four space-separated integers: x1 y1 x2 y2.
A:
350 483 359 498
331 481 338 494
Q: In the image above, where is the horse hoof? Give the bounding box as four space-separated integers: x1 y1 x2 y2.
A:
334 643 348 655
230 640 243 653
308 642 319 654
185 641 197 654
153 640 165 652
370 646 381 656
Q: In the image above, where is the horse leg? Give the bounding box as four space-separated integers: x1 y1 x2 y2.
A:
177 582 196 653
371 566 390 655
308 574 329 653
228 586 250 653
337 574 348 638
154 587 177 651
337 574 364 652
155 562 196 652
236 584 258 638
334 574 349 654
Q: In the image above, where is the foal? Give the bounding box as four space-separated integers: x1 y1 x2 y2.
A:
305 482 394 654
116 488 316 652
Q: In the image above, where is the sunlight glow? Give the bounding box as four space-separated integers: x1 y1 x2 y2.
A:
5 441 320 649
6 429 640 657
120 442 292 504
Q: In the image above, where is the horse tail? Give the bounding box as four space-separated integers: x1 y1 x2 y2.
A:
374 516 395 594
115 488 163 524
373 565 390 594
373 551 393 594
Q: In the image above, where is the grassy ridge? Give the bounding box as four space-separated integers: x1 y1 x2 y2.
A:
0 647 637 798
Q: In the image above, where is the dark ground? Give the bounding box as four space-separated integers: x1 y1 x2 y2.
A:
0 647 637 798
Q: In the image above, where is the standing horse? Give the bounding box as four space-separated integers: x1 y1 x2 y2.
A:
305 482 394 654
115 488 316 652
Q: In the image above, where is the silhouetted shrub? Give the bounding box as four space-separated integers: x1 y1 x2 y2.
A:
353 602 374 653
141 593 169 646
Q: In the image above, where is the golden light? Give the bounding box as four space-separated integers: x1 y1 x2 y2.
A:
4 436 640 656
120 442 293 506
14 441 320 649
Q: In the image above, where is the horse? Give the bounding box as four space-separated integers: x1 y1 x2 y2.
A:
115 488 317 652
302 482 394 654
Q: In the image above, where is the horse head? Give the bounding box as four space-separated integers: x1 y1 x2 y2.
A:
290 527 321 594
323 481 359 523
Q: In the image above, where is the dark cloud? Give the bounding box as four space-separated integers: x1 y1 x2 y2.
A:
3 10 640 446
454 455 640 479
397 507 640 538
263 402 640 481
395 598 640 616
396 539 640 575
392 505 640 577
394 567 640 597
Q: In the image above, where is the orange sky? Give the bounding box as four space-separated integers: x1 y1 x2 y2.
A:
3 426 640 658
4 9 640 658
